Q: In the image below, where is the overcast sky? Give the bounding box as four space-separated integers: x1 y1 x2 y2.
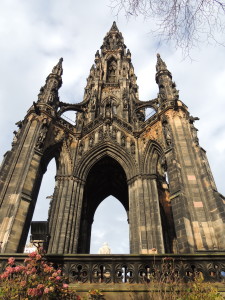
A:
0 0 224 254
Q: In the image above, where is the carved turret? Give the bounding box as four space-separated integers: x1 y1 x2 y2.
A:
37 58 63 109
155 54 179 105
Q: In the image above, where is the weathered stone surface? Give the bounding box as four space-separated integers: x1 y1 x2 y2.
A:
0 23 224 254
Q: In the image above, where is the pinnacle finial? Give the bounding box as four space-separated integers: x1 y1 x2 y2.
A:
52 57 63 76
110 21 119 32
156 53 167 72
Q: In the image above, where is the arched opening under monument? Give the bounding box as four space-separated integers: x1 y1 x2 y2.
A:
23 159 57 252
90 196 129 254
77 156 129 254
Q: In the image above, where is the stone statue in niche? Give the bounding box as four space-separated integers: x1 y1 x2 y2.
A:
78 142 84 156
36 124 48 150
131 142 135 155
89 136 94 147
105 99 112 119
91 92 97 110
48 88 58 105
112 127 117 140
121 135 126 147
122 65 127 77
99 128 104 141
107 59 117 82
163 123 172 146
122 91 128 110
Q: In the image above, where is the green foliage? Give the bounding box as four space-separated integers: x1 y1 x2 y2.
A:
131 257 225 300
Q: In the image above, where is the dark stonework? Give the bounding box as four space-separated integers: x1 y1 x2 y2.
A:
0 22 225 255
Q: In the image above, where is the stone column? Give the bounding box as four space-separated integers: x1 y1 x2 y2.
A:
128 175 165 254
48 176 84 254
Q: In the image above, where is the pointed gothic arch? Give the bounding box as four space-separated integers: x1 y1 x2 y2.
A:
77 155 129 253
75 141 137 181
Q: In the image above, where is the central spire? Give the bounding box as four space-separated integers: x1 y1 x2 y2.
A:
101 21 126 53
76 22 141 126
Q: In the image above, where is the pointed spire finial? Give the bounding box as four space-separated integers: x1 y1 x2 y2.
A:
110 21 119 32
52 57 63 76
156 53 167 72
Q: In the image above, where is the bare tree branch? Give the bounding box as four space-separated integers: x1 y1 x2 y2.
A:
111 0 225 55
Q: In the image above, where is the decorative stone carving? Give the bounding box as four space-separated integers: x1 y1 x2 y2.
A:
130 142 135 155
36 122 49 150
189 116 200 145
163 122 172 147
112 127 117 140
121 134 126 147
78 142 84 156
98 128 104 141
89 135 94 148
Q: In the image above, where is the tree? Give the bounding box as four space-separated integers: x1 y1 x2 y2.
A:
111 0 225 54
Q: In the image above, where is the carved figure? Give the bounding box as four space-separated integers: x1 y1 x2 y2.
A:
131 142 135 155
121 135 126 147
107 60 117 82
89 136 94 147
79 142 84 155
189 116 200 145
163 124 172 146
36 126 48 150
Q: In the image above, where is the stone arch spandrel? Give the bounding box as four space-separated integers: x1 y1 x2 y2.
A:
74 142 137 181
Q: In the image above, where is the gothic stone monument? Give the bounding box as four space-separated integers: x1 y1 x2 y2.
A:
0 22 225 255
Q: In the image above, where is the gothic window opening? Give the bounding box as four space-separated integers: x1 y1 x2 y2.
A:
90 196 129 254
145 107 156 121
24 159 56 252
61 110 76 125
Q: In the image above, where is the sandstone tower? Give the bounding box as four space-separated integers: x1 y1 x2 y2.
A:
0 22 225 254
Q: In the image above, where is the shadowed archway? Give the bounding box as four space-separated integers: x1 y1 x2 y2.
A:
77 156 129 253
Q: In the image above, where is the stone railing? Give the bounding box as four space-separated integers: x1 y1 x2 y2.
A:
1 253 225 283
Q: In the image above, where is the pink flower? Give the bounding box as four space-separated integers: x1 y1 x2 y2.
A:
55 276 61 280
31 267 37 274
29 251 37 258
44 287 50 294
8 257 15 265
0 272 9 279
28 288 39 296
24 257 32 263
5 266 14 274
14 265 23 272
36 254 41 260
37 284 44 289
63 283 68 288
20 281 26 287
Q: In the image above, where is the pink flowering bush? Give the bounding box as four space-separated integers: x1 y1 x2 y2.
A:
0 251 80 299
